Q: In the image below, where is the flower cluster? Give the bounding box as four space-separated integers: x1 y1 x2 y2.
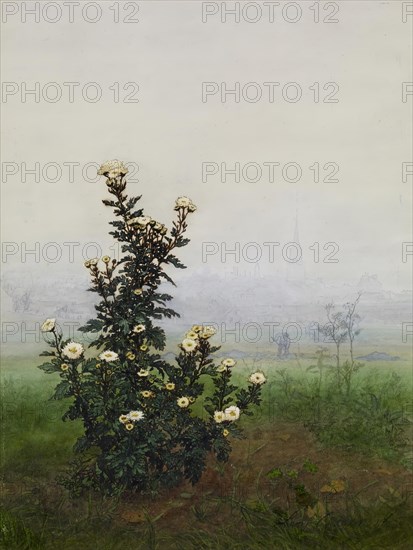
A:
84 256 117 270
174 196 197 212
180 325 217 353
214 405 241 423
97 159 128 180
217 357 236 372
37 160 264 496
119 409 145 431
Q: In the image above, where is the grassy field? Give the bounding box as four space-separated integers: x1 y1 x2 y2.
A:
1 354 412 549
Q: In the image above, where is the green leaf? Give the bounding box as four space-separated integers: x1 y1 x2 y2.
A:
38 362 59 374
52 380 72 400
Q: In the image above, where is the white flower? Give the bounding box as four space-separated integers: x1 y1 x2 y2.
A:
216 364 227 373
154 222 167 234
199 325 217 339
174 196 197 212
133 324 146 334
99 350 119 362
185 330 199 340
41 318 55 332
177 396 190 408
137 368 149 377
249 372 267 385
224 406 240 422
175 196 191 208
119 414 129 424
98 160 128 179
62 342 84 360
214 411 225 423
130 215 152 227
181 338 197 353
221 358 236 368
89 258 99 266
128 410 144 422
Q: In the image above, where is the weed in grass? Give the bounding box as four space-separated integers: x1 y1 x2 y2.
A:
274 365 411 466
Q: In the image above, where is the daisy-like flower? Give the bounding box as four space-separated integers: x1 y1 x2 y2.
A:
199 325 217 339
214 411 225 423
137 368 149 377
181 338 197 353
177 397 190 408
60 363 69 372
41 318 56 332
185 330 199 340
191 325 203 333
154 222 167 234
97 160 128 179
141 390 153 398
248 372 267 385
224 406 240 422
140 344 148 352
99 350 119 362
133 324 145 334
223 429 229 437
125 423 134 431
102 255 111 264
119 414 129 424
126 352 136 361
131 215 152 227
128 410 144 422
62 342 84 360
84 260 91 268
216 364 227 373
133 288 143 296
165 382 175 391
175 196 191 208
221 358 236 368
89 258 99 266
174 196 197 212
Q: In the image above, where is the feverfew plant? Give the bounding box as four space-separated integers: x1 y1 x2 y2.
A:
38 160 266 495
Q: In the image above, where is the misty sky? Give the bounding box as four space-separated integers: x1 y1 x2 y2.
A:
1 1 412 293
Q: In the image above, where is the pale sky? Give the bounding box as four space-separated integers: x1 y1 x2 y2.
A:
1 0 412 293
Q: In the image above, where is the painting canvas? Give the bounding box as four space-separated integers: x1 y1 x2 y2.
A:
1 2 412 548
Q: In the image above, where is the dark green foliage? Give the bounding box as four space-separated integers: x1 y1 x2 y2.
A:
37 170 264 495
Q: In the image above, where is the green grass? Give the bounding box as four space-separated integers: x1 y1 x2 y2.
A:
263 359 413 467
1 376 83 480
1 356 413 548
1 491 412 549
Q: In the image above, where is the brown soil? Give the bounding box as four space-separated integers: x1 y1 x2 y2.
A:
117 421 413 531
